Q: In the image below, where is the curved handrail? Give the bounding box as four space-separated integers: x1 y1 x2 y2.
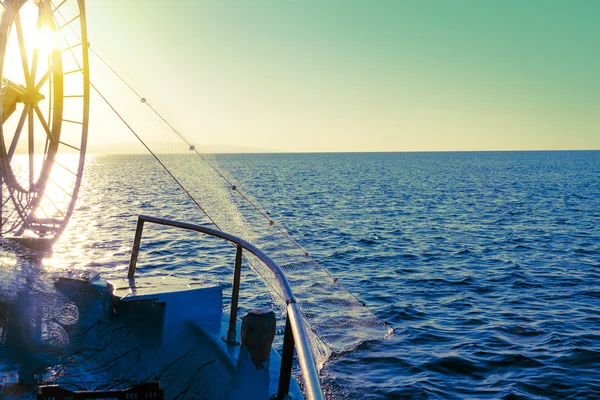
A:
127 214 324 400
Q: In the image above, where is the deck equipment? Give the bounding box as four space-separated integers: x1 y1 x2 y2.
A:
0 0 89 249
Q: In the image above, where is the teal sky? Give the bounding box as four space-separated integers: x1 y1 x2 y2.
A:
86 1 599 152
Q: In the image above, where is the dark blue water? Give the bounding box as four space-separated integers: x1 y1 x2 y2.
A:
216 151 600 399
3 151 599 399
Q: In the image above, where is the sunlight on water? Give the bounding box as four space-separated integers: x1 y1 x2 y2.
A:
5 154 81 220
1 151 599 398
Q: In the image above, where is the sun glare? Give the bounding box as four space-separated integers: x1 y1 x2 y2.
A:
20 1 60 50
3 2 60 81
2 0 83 157
33 25 60 51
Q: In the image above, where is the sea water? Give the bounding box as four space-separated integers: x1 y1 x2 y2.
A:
1 151 599 399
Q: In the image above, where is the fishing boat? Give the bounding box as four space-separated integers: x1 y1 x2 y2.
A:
0 1 391 398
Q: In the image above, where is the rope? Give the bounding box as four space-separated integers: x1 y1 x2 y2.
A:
87 45 390 329
55 0 310 257
89 82 220 231
88 46 315 256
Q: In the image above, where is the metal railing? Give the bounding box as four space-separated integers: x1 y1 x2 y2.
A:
127 215 324 400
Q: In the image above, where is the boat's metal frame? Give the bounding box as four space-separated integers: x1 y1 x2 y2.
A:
127 214 324 400
0 0 90 246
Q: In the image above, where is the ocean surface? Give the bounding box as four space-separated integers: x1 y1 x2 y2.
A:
2 150 600 399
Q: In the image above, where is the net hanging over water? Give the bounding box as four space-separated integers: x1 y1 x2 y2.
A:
87 46 393 368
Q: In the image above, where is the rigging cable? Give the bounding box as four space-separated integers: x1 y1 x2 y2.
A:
87 46 390 324
85 46 311 255
52 5 221 230
89 82 219 231
53 4 361 297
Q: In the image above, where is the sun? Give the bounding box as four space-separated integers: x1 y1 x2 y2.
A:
1 1 74 219
2 1 60 83
1 0 64 160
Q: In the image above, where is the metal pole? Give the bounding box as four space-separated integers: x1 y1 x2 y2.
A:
288 302 324 400
128 215 324 397
127 217 145 278
28 108 34 191
225 244 242 344
277 315 294 399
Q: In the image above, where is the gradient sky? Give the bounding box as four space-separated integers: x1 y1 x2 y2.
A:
85 1 599 153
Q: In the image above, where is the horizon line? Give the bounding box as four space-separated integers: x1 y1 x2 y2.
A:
87 148 600 156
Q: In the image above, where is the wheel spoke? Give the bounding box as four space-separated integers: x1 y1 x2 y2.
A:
53 0 68 13
46 174 72 197
61 42 82 53
35 182 66 220
14 14 31 88
7 104 30 161
1 193 12 208
43 134 49 156
43 188 67 217
58 14 80 31
28 107 34 190
63 68 83 75
30 6 44 86
33 104 57 142
58 141 80 152
54 159 77 176
35 66 52 90
35 202 51 219
62 118 82 125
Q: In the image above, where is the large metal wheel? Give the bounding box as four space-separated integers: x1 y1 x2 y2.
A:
0 0 89 248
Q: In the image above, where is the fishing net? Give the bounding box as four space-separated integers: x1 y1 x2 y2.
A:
155 152 393 367
0 245 229 399
84 44 393 369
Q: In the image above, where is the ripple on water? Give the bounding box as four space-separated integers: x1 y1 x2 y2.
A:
8 151 596 399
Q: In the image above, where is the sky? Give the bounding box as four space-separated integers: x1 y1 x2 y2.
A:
83 1 599 153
